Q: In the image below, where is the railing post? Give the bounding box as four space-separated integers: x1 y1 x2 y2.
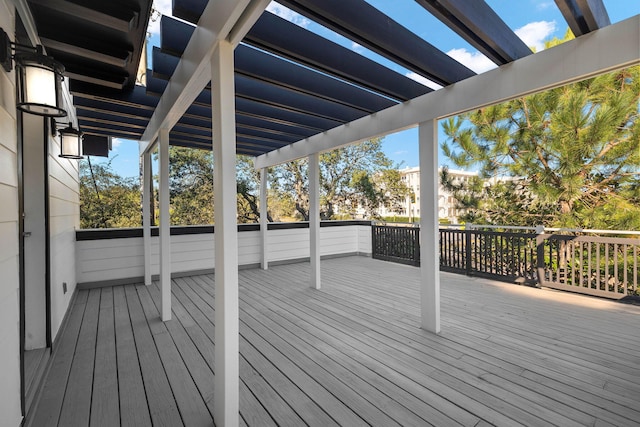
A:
465 223 473 276
414 225 421 266
535 225 545 288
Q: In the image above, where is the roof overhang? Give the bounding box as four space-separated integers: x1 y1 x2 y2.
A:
11 0 637 161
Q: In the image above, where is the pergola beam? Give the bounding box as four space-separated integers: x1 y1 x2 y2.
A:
555 0 610 36
139 0 262 154
279 0 475 86
255 15 639 169
415 0 532 64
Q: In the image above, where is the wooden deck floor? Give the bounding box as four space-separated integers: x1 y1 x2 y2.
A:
30 256 640 427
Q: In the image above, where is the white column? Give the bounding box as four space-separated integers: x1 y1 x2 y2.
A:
419 120 440 334
142 149 152 286
309 153 321 289
212 40 240 427
260 167 268 270
158 128 171 321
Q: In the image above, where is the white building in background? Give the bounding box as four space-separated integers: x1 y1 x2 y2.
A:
395 167 478 223
376 167 490 223
379 167 519 223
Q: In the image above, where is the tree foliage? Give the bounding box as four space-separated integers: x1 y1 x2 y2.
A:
441 60 640 229
166 146 214 225
440 168 556 226
271 138 408 220
81 139 411 227
79 158 141 229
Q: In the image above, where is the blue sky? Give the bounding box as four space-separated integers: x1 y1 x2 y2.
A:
98 0 638 177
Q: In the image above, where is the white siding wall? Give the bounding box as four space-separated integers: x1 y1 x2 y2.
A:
0 2 22 425
357 225 372 254
77 225 373 285
48 127 80 340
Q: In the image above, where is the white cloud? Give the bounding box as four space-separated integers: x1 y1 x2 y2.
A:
405 72 443 91
148 0 172 35
266 2 311 28
515 20 556 52
535 1 554 11
446 48 497 73
111 138 123 152
351 42 364 53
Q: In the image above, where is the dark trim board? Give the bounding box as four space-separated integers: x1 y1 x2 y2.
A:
18 105 26 419
76 220 372 240
44 116 52 350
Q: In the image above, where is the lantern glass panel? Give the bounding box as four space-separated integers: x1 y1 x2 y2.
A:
17 60 66 117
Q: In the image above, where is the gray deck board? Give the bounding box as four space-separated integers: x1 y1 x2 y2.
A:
90 287 120 427
28 290 88 427
123 285 184 426
113 285 152 427
29 256 640 426
57 289 100 427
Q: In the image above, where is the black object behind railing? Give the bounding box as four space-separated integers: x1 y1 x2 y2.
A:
372 224 420 266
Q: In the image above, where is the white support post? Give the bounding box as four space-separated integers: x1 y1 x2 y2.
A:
212 40 240 427
419 120 440 334
309 153 321 289
260 167 268 270
158 128 171 321
142 149 152 286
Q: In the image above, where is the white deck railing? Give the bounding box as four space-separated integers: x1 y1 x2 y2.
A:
75 221 372 287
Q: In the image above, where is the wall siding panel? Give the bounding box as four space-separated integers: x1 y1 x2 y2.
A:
0 1 23 424
48 139 80 341
76 225 372 285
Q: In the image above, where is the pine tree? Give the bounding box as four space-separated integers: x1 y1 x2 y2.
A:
441 58 639 229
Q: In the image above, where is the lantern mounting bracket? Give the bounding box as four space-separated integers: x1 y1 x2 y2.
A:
0 27 50 72
0 28 11 72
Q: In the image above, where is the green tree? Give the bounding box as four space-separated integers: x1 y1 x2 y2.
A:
441 61 640 229
440 168 556 226
271 138 408 220
166 146 214 225
236 155 275 223
79 158 141 228
270 157 310 220
165 149 278 225
351 168 410 219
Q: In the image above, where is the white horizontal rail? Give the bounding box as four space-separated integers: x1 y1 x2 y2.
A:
544 228 640 236
440 223 640 237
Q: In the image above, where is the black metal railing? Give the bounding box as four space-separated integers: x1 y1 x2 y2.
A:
439 228 538 285
372 224 420 266
373 224 639 299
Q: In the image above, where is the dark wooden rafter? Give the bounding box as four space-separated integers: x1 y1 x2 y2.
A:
163 12 430 102
39 37 132 68
52 0 613 157
245 13 432 101
158 16 400 111
151 53 367 124
414 0 532 64
554 0 610 36
278 0 475 86
27 0 152 89
28 0 140 33
146 70 350 129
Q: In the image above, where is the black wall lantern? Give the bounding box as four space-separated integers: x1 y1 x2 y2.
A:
1 28 67 117
55 121 84 159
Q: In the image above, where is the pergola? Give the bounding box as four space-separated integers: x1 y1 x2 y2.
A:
14 1 638 426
